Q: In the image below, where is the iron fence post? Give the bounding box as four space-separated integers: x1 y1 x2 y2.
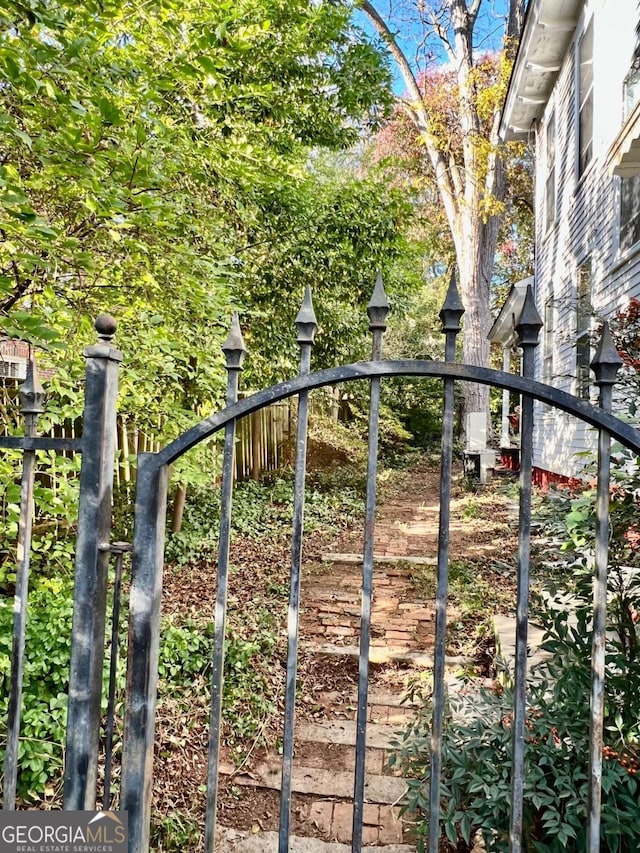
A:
586 323 621 852
279 287 317 850
3 355 45 809
428 270 464 853
204 313 246 853
509 286 542 853
121 456 168 852
352 272 390 853
64 315 122 811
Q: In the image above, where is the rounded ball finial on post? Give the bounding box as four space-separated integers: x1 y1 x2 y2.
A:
95 314 117 343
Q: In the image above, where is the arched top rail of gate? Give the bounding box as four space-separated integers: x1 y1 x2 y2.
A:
120 274 640 853
146 273 640 468
155 360 640 468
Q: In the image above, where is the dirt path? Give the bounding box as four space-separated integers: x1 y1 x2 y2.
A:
216 460 518 850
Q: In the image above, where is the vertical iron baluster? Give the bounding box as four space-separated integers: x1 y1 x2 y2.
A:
279 288 317 851
204 314 246 853
352 272 390 853
121 457 168 853
509 286 542 852
428 271 464 853
65 316 121 810
3 355 45 809
103 542 131 811
586 323 621 851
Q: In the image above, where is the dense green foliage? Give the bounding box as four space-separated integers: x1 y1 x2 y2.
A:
0 454 369 801
0 0 414 423
395 460 640 851
0 0 421 585
395 655 639 851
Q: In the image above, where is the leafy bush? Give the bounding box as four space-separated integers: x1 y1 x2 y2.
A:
0 585 73 800
394 628 640 851
0 583 282 801
395 447 640 851
0 451 80 594
157 616 278 741
166 471 365 565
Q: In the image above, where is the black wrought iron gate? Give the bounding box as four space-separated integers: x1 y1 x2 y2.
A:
2 274 640 853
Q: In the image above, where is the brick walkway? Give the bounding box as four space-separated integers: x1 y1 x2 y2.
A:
221 463 451 850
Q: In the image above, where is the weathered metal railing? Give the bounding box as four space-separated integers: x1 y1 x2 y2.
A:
2 281 638 853
0 317 123 813
2 356 46 809
117 276 640 853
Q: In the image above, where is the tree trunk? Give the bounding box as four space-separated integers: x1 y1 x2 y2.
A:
362 0 522 439
453 213 497 426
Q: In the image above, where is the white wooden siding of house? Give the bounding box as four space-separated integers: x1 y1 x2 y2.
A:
532 0 640 478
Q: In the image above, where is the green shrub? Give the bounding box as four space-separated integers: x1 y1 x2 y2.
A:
166 472 365 565
395 448 640 851
157 616 279 741
394 629 640 851
0 584 73 800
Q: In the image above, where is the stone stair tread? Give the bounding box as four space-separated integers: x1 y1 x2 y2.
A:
316 689 418 708
304 643 468 667
322 553 436 566
219 760 407 805
297 720 402 750
217 828 415 852
493 615 550 673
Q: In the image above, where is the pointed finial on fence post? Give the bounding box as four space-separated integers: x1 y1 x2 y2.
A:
439 268 464 362
514 284 543 349
295 286 317 376
18 352 45 420
367 271 390 360
515 284 542 380
222 312 247 372
368 271 390 332
221 312 246 408
591 322 622 389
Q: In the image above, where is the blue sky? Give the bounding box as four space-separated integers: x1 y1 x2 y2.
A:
353 0 514 95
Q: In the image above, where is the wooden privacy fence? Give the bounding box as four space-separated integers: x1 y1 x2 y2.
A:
2 380 340 487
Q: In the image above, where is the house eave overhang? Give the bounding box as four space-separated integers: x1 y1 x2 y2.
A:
500 0 582 142
607 99 640 177
488 277 534 345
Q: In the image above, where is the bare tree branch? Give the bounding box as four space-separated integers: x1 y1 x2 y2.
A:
468 0 483 28
362 1 425 111
362 1 459 215
425 8 454 60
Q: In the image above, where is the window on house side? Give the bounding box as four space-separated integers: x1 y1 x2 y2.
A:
624 12 640 115
0 358 27 380
543 298 554 382
620 173 640 253
625 66 640 114
545 112 556 228
578 20 594 177
576 262 592 399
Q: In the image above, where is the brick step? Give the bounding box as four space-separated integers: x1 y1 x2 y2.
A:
296 720 401 750
314 689 418 710
302 643 465 667
217 826 415 851
219 760 407 805
321 553 436 567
